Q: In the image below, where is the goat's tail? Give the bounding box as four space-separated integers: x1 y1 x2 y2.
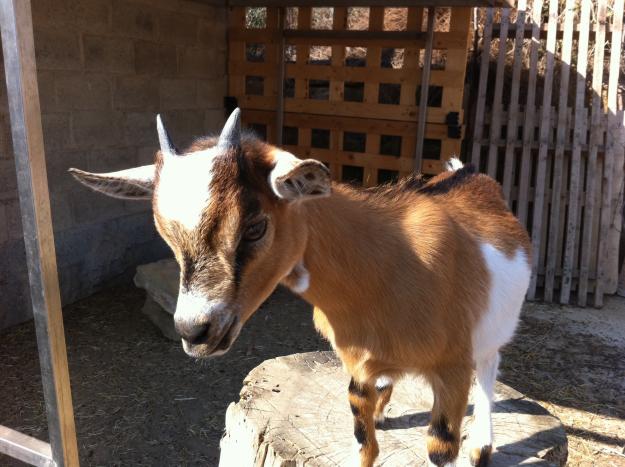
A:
444 157 463 172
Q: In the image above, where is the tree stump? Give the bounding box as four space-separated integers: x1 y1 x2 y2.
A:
220 352 567 466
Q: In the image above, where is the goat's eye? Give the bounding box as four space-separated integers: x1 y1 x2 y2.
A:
243 218 267 242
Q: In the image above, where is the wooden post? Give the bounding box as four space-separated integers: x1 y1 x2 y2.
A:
0 0 79 466
414 6 435 172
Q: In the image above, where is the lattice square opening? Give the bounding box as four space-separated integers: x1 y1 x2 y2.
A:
282 126 298 145
311 7 334 29
380 135 402 157
344 82 365 102
379 83 401 105
342 165 364 185
311 129 330 149
246 43 265 62
285 45 297 63
381 48 404 69
250 123 267 141
378 169 399 184
285 7 298 29
309 46 332 65
343 132 366 153
423 139 442 159
309 80 330 100
245 7 266 29
347 7 369 30
416 85 443 107
283 78 295 98
245 76 264 95
345 47 366 67
383 8 407 31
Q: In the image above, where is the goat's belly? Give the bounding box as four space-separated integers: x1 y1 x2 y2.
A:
472 243 531 362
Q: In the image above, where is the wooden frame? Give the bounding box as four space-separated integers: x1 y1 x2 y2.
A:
229 5 473 186
0 0 79 466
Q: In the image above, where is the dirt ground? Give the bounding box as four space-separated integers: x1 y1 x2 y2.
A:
0 284 624 466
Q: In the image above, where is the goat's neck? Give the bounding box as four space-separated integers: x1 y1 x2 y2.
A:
299 186 411 314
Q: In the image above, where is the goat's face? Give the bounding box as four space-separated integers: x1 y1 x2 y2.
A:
70 109 331 358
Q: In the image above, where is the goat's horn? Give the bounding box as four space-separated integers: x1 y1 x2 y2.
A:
217 108 241 150
156 114 178 156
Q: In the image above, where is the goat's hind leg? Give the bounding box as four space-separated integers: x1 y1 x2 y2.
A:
427 363 472 467
469 351 500 467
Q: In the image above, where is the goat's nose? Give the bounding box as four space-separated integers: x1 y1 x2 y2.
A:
175 320 210 345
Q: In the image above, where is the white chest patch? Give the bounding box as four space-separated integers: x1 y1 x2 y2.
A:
156 149 218 230
282 261 310 294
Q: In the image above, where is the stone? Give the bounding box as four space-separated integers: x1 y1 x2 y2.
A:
134 258 179 315
114 75 159 111
83 35 135 74
55 73 112 111
220 352 568 467
142 296 179 341
34 29 82 71
134 41 177 75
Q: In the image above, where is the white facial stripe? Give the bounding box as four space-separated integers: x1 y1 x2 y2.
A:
174 288 229 329
156 148 219 231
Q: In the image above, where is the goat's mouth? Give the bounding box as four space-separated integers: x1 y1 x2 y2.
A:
182 317 240 358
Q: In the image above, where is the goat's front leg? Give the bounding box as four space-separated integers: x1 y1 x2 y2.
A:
348 378 379 467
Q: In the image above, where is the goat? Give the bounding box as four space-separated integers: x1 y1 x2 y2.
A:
70 108 531 467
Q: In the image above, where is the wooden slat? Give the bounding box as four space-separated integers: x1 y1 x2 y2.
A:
502 1 526 201
516 0 543 227
470 7 494 167
543 0 574 302
229 0 515 6
560 0 591 303
578 0 607 306
527 0 559 300
595 0 624 303
486 7 509 178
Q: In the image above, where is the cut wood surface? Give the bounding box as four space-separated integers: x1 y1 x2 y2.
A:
220 352 568 466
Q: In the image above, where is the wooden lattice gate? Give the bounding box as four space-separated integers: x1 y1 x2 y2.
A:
468 0 625 306
227 5 472 186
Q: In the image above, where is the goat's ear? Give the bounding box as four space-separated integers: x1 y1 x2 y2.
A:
68 165 155 200
269 151 331 201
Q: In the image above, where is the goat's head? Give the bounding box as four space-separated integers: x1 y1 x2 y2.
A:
70 109 331 358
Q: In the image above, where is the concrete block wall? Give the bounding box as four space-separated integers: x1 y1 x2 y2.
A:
0 0 227 329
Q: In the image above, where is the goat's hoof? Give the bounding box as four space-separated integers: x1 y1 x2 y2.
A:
469 445 492 467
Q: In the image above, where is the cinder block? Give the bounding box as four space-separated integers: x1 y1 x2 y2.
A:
135 41 177 75
4 199 24 241
87 146 137 172
70 186 128 224
34 29 82 71
84 35 134 74
160 78 197 110
124 112 158 146
178 46 224 79
31 0 73 30
0 203 7 245
161 109 206 145
114 75 159 110
70 0 111 34
56 73 112 111
45 149 88 192
50 191 75 233
204 109 225 133
42 113 72 150
0 159 18 196
37 70 58 113
137 145 158 166
0 114 14 160
198 16 227 49
71 110 123 148
197 79 226 109
112 0 157 40
158 13 197 46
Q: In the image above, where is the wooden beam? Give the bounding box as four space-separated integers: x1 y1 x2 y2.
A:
0 0 79 466
414 6 435 172
229 0 513 6
0 425 54 467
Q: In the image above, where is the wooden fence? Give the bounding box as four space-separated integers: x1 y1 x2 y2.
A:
228 5 472 186
468 0 625 306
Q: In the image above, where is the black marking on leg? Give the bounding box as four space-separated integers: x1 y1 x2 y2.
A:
354 419 367 446
349 402 360 416
470 446 492 467
427 417 456 443
428 449 455 467
348 378 369 398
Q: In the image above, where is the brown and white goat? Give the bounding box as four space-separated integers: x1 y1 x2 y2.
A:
70 109 531 467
